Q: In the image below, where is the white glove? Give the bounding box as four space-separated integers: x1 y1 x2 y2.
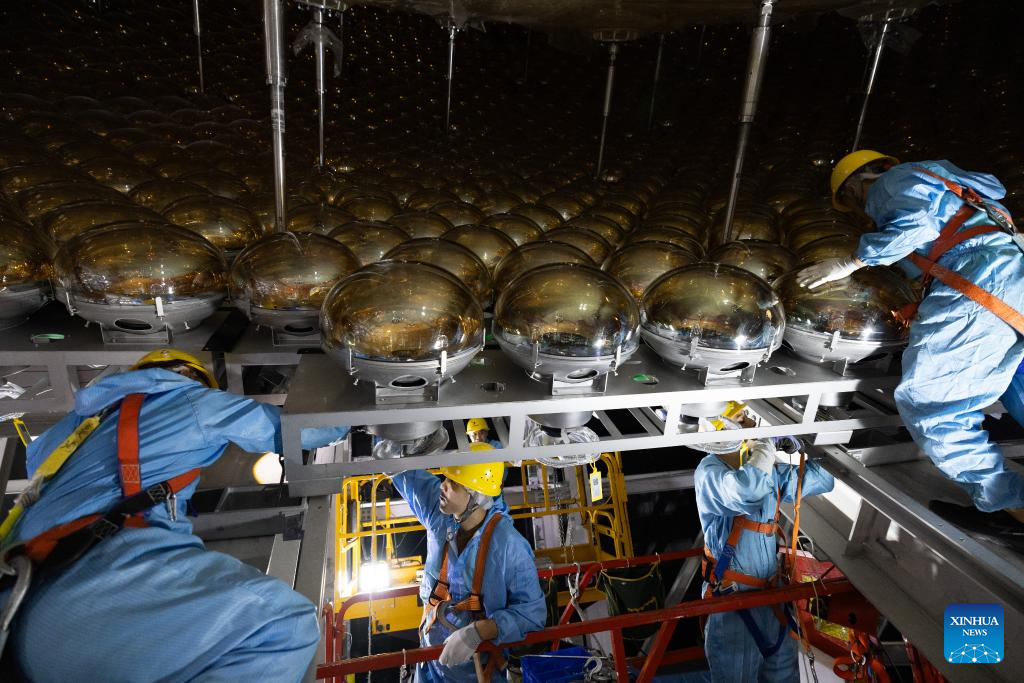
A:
744 440 776 475
439 623 483 667
796 257 863 289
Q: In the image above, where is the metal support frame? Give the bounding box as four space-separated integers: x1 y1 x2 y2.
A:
264 0 288 232
801 445 1024 681
279 347 903 495
722 0 775 244
851 12 894 152
314 8 327 169
647 34 665 131
317 575 856 680
0 304 222 415
192 0 204 93
595 43 619 178
444 22 457 133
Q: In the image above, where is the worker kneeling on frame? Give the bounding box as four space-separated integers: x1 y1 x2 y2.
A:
0 350 320 683
696 438 835 683
391 445 547 682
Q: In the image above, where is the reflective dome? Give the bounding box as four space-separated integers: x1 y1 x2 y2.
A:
341 194 400 222
797 235 862 264
540 194 586 221
77 156 155 193
287 204 355 235
709 240 799 284
55 223 226 303
1 220 50 287
384 237 493 306
0 163 83 197
54 223 227 334
709 207 781 249
482 213 543 246
321 261 484 369
43 200 165 245
329 221 410 265
432 200 484 227
587 204 636 233
230 232 360 331
545 227 613 263
511 203 563 231
603 241 698 301
129 178 208 212
494 263 640 381
443 224 517 274
179 170 250 201
774 267 916 363
163 195 263 253
641 263 785 373
786 220 864 252
627 226 705 256
18 181 125 222
566 215 625 246
388 211 454 238
492 241 594 292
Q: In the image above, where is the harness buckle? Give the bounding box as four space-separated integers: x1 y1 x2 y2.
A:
91 518 121 540
166 493 178 522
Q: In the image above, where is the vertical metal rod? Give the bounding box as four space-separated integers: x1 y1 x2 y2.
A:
445 24 457 134
314 8 326 169
522 30 532 85
595 43 619 178
264 0 288 232
193 0 204 93
722 0 775 245
694 24 707 69
851 14 893 152
647 34 666 131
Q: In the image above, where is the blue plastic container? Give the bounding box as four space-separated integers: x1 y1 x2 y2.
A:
520 646 591 683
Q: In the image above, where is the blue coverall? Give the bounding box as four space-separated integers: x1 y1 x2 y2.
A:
695 452 835 683
857 160 1024 511
391 470 546 682
0 369 320 683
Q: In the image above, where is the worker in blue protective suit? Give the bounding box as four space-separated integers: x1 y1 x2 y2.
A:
799 153 1024 539
391 451 546 682
695 438 835 683
466 418 503 450
0 349 320 683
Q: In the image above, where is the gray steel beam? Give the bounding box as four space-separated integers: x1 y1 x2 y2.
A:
193 0 204 93
264 0 288 231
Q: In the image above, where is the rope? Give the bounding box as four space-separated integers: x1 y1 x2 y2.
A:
788 451 807 582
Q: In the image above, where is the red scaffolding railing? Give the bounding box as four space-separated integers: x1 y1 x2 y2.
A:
318 551 857 683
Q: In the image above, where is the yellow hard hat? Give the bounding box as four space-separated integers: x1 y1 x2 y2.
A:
466 418 489 434
830 150 899 211
440 443 504 496
131 348 218 389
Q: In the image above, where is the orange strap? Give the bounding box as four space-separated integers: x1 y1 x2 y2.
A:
21 394 200 563
426 513 504 631
908 253 1024 334
704 487 783 595
117 393 147 527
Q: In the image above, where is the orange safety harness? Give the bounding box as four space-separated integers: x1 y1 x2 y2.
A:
10 393 200 569
897 167 1024 333
423 512 506 678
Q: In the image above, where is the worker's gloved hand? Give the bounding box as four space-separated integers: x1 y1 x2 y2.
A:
770 435 803 455
439 623 483 667
796 257 864 289
745 440 776 475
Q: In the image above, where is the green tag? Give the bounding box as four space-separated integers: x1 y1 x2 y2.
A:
589 468 603 501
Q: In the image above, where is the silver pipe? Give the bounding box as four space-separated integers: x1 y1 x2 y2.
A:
722 0 775 244
851 14 893 152
314 8 326 169
264 0 288 232
445 24 457 134
193 0 204 93
647 34 665 131
595 43 619 178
